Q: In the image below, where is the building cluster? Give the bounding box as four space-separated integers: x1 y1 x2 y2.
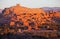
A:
0 4 60 37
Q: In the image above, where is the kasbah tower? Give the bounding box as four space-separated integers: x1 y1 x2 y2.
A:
3 4 60 30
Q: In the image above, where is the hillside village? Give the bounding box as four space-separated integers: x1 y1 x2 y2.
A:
0 4 60 38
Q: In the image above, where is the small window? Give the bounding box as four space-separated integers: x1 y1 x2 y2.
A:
32 17 36 20
27 19 31 21
15 21 23 25
34 13 37 15
31 28 35 30
24 26 28 30
18 26 28 30
40 13 44 16
29 22 35 26
19 21 23 25
23 13 26 15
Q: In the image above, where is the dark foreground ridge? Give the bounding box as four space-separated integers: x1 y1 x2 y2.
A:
0 33 60 39
0 33 49 39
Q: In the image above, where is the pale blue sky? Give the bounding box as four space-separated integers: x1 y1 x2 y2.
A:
0 0 60 9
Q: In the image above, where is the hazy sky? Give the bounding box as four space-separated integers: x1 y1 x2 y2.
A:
0 0 60 9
